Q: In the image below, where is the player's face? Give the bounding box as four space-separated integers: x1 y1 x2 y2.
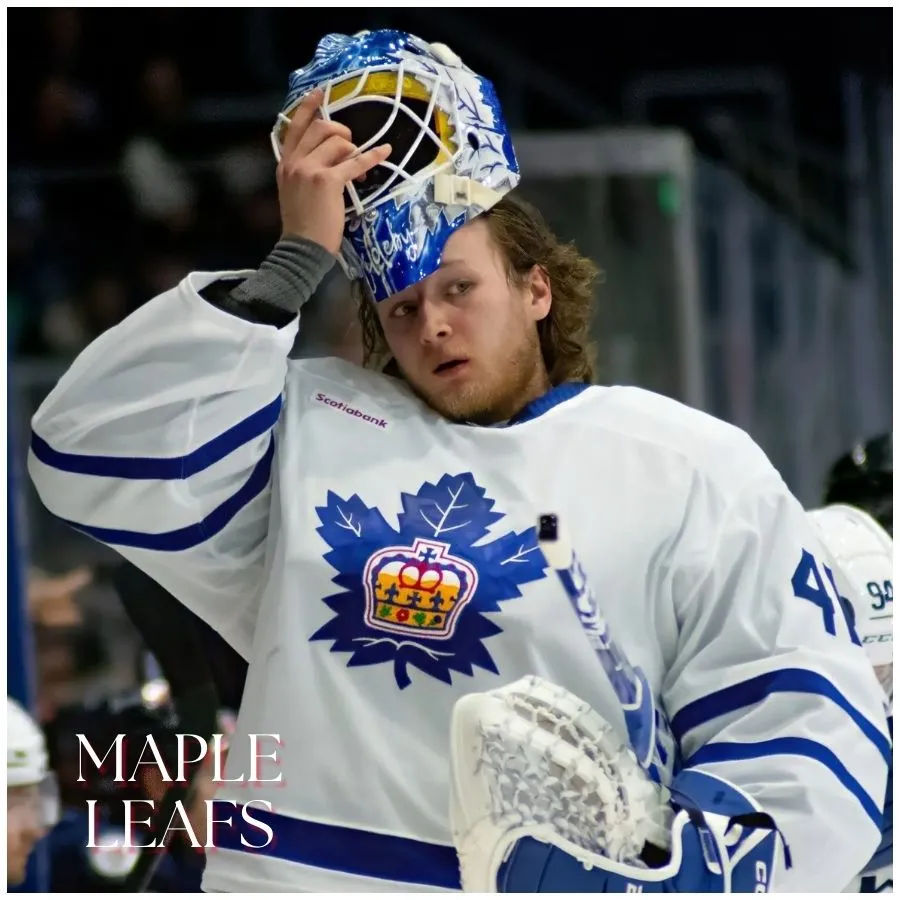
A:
6 786 46 885
376 218 552 424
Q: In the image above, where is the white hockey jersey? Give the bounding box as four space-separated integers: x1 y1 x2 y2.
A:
807 505 893 894
29 272 890 892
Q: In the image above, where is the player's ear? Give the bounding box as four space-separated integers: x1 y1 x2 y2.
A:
526 264 551 323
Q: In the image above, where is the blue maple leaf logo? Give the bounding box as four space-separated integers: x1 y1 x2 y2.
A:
310 472 548 689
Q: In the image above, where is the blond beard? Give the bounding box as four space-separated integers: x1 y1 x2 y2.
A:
401 330 548 425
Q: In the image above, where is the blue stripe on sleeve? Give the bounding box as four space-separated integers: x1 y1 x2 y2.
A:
671 668 891 764
686 737 884 829
30 395 282 480
59 436 275 551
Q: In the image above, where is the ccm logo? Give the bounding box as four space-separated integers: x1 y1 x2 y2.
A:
313 392 389 430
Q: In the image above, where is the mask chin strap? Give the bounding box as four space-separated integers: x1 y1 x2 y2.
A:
337 236 364 283
432 173 505 210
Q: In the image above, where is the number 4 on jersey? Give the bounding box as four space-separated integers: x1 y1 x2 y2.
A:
792 550 862 646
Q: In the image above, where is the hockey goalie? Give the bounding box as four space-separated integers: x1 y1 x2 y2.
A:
28 27 888 893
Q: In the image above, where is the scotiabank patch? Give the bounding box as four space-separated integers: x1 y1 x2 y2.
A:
313 392 390 430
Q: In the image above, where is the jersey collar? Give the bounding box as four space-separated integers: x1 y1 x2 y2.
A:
506 381 591 426
462 382 590 428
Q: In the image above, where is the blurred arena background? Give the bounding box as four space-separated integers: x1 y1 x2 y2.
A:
6 7 892 891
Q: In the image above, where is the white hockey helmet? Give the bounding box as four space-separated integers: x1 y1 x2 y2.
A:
806 505 893 674
8 697 49 787
7 697 59 825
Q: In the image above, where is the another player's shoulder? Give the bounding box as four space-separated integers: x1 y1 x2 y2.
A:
575 384 777 489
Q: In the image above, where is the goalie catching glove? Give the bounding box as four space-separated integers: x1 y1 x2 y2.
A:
449 676 787 892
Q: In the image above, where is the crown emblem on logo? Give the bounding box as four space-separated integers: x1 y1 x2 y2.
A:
363 538 479 639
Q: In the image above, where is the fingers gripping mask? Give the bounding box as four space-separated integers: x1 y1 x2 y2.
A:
271 29 520 303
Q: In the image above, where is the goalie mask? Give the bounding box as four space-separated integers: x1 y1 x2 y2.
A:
271 29 520 303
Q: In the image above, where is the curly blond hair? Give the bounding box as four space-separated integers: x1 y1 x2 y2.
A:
358 193 600 384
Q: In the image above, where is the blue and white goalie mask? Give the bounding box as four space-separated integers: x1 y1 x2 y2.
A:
271 29 520 303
